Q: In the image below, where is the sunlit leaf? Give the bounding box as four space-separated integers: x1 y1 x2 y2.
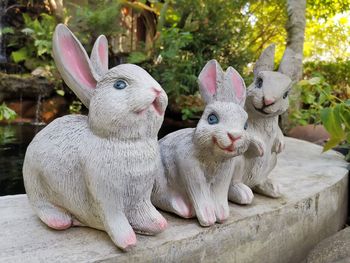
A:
11 47 29 63
323 137 342 152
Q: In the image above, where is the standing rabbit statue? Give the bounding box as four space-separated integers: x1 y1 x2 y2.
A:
22 24 168 250
229 44 299 205
152 60 263 226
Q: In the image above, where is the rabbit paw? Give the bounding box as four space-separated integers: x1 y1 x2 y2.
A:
171 195 195 218
253 179 282 198
215 204 229 223
273 131 285 153
36 203 73 230
129 201 168 235
196 203 216 227
228 183 254 205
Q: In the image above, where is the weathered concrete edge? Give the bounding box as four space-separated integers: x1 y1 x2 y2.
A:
92 170 348 263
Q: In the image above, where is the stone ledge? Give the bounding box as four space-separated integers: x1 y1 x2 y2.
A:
0 137 348 263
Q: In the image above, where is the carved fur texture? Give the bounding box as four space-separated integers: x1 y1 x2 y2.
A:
23 24 168 251
152 60 263 227
229 44 298 204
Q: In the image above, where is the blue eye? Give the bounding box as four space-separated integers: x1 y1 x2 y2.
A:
114 80 127 90
256 78 263 89
244 121 248 130
208 113 219 125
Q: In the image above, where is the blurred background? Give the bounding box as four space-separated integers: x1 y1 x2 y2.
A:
0 0 349 196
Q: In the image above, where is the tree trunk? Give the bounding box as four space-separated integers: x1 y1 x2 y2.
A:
285 0 306 81
281 0 306 132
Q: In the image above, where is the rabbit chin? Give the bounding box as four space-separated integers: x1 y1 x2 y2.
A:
248 102 280 118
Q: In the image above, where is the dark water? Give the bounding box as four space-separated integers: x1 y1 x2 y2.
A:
0 124 44 196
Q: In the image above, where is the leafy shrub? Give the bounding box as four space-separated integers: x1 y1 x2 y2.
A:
321 99 350 161
290 74 350 160
10 13 57 70
303 61 350 99
0 103 16 121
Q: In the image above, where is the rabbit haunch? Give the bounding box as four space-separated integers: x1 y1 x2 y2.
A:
23 24 168 251
152 60 263 227
229 44 298 205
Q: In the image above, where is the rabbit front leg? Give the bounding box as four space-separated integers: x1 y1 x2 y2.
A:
86 175 136 250
178 159 216 227
273 128 285 154
211 163 235 223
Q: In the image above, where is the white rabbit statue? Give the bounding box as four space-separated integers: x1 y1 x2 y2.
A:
152 60 263 227
229 44 299 204
22 24 168 251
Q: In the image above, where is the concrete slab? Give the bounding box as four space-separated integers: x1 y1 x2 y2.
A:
305 226 350 263
0 137 348 263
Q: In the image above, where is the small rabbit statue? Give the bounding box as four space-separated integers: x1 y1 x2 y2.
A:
22 24 168 250
152 60 263 226
229 44 299 204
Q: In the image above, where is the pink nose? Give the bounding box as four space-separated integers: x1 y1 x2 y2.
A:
227 133 241 143
264 97 275 106
153 88 161 97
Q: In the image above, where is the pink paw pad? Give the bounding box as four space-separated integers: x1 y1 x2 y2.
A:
173 197 192 218
156 217 168 230
123 232 137 250
46 218 72 230
217 207 228 223
204 206 215 225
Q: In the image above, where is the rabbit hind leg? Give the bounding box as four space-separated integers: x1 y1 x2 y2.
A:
33 200 73 230
128 200 168 235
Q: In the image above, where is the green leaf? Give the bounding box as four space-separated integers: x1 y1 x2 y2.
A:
56 90 65 96
309 77 321 85
323 137 342 152
11 47 29 63
21 28 34 35
320 107 346 139
1 27 14 34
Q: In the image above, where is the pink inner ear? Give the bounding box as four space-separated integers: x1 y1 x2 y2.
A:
98 41 107 68
201 64 217 95
232 73 244 100
61 35 96 89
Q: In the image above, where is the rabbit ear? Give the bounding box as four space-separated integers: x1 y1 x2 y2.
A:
52 24 97 108
198 59 224 104
253 44 275 78
278 47 300 81
220 67 246 107
90 35 109 79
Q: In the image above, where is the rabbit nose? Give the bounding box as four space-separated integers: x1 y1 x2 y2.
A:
263 97 275 106
152 88 161 97
227 133 241 143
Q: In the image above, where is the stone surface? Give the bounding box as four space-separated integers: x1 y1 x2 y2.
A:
0 72 55 99
305 226 350 263
0 137 348 263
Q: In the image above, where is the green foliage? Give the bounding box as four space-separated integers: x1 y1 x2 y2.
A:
290 74 350 160
66 1 122 49
10 13 57 70
0 103 17 121
303 61 350 98
69 101 82 114
320 99 350 161
290 75 337 126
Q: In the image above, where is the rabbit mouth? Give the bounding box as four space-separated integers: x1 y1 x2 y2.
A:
253 105 271 115
213 137 235 152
